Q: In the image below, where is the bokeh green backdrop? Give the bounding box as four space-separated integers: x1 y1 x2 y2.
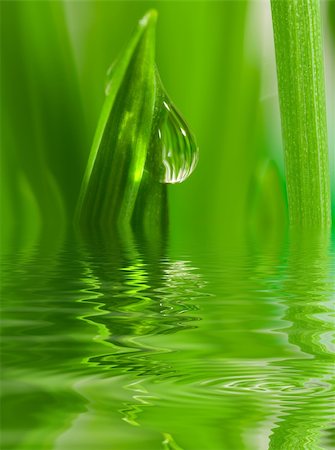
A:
1 1 334 252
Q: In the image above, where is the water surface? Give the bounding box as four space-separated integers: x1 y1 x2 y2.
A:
1 232 334 449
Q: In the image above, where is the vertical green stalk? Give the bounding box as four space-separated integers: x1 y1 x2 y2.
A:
271 0 331 228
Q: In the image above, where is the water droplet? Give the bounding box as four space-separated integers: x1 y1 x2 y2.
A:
157 98 199 184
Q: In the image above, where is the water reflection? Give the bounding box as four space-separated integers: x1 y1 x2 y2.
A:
267 231 335 450
1 231 334 450
77 232 205 376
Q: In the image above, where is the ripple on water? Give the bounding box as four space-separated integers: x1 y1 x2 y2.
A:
1 237 335 450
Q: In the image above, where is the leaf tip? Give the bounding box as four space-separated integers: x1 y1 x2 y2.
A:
139 9 158 29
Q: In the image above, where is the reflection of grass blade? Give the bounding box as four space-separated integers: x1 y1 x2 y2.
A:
271 0 331 228
269 232 334 449
76 11 167 233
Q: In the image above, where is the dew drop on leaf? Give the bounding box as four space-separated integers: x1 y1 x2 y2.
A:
157 98 199 184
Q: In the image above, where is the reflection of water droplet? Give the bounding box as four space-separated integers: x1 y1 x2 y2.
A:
157 98 199 184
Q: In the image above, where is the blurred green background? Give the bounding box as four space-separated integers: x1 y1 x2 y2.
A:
1 0 334 252
1 5 335 449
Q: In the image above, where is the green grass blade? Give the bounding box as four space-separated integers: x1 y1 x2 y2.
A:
76 10 198 234
76 10 165 232
271 0 331 228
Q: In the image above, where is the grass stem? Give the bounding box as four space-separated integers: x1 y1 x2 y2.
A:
271 0 331 228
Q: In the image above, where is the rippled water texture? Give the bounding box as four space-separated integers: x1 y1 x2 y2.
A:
1 232 335 450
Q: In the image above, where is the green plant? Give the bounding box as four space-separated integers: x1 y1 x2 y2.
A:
76 10 198 234
271 0 331 228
